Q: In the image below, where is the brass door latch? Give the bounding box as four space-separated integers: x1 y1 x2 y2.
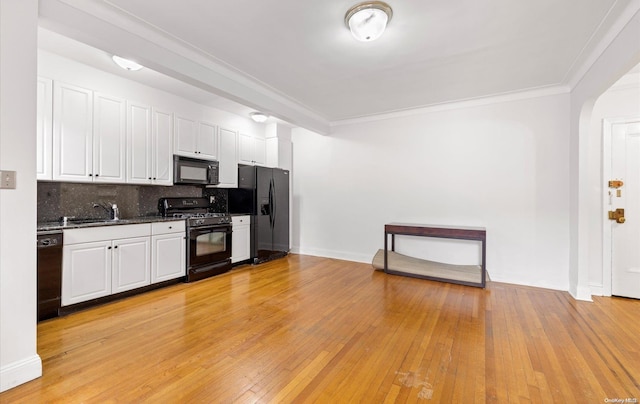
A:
608 180 624 188
608 208 626 223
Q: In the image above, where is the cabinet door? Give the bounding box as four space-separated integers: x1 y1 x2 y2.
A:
151 232 186 283
53 82 93 182
112 237 151 294
174 115 198 157
62 241 111 305
36 77 53 180
152 109 174 185
253 137 266 166
238 132 254 164
232 222 251 263
198 121 218 160
239 133 267 166
93 93 126 183
218 127 238 187
126 102 152 184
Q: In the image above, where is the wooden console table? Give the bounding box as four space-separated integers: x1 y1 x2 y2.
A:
384 223 486 288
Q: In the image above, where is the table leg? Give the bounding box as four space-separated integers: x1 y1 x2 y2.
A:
384 231 388 272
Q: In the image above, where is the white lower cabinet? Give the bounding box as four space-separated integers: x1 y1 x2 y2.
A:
232 215 251 264
112 237 151 294
62 222 185 306
62 240 112 305
151 221 186 283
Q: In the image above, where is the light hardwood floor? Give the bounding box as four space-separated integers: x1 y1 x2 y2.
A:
2 254 639 403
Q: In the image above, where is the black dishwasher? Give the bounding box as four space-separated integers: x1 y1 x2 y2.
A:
37 232 63 321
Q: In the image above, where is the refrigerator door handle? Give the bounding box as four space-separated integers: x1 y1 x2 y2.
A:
271 178 277 228
269 178 275 228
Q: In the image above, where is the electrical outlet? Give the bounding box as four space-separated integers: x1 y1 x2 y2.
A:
209 196 215 204
0 170 16 189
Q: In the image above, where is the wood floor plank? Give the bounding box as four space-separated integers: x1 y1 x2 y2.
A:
2 254 640 403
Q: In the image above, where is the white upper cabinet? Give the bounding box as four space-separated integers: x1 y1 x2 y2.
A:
239 132 266 166
151 109 174 185
53 82 94 182
174 115 218 160
198 121 218 160
218 127 238 187
126 101 152 184
36 77 53 180
174 115 197 157
127 103 174 186
93 93 126 183
53 82 127 183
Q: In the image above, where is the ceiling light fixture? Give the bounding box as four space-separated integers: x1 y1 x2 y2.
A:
112 55 144 71
345 1 393 42
250 112 268 123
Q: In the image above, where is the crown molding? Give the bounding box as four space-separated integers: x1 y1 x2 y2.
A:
330 85 570 128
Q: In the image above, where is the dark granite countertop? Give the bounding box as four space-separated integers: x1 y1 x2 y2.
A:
37 216 186 233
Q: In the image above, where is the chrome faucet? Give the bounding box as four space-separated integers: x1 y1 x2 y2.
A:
93 202 119 220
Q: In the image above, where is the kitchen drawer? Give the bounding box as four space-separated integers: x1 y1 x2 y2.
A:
232 215 250 226
64 223 151 244
151 220 186 235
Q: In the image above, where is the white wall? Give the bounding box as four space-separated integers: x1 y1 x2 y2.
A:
587 69 640 294
0 0 41 392
292 93 571 290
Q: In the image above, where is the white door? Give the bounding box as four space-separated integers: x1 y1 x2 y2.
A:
112 237 150 293
238 132 255 164
126 101 152 184
610 119 640 299
218 127 238 187
53 82 93 182
152 108 173 185
151 233 186 283
198 121 218 160
174 115 198 157
62 241 111 305
93 93 126 183
232 217 251 263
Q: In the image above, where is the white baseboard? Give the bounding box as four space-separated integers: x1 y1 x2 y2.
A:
291 246 374 264
569 284 594 302
0 354 42 393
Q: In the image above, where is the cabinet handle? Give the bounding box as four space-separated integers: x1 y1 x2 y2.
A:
108 246 112 250
95 174 99 177
153 177 157 180
89 173 93 177
148 177 152 180
114 245 118 249
169 226 172 229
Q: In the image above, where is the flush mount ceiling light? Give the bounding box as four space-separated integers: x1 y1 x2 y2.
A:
345 1 393 42
250 112 268 123
112 55 144 71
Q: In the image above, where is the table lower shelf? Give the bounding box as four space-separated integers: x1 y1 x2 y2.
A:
372 249 484 287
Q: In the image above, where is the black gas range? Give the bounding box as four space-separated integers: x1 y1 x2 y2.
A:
158 197 232 282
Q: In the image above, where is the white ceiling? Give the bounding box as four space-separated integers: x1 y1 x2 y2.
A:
38 0 635 132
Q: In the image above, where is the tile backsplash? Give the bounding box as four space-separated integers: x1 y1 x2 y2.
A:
37 182 203 222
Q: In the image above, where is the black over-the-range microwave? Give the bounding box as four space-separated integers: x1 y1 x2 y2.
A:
173 155 219 185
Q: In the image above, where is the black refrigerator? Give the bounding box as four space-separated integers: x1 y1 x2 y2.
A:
228 165 290 264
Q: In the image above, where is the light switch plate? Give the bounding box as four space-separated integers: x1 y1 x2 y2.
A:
0 170 17 189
